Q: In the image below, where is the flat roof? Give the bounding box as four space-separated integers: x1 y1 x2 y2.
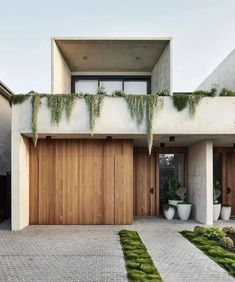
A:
53 37 172 72
0 80 13 100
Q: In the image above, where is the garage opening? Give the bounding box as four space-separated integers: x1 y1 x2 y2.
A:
29 139 133 225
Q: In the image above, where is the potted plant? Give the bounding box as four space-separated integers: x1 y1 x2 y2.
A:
221 204 231 221
213 181 221 221
177 201 192 221
166 179 182 207
163 204 175 220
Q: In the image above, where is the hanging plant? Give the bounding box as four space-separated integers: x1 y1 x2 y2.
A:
173 94 188 111
31 94 42 146
125 95 145 126
84 94 104 134
146 95 163 154
188 95 202 117
47 94 76 124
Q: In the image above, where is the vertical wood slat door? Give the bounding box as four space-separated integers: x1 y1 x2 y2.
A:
226 152 235 215
29 139 133 225
133 150 158 216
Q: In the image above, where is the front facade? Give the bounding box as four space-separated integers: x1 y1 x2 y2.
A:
12 38 235 230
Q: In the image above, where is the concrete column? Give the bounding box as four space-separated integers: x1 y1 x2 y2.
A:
12 105 30 230
188 140 213 225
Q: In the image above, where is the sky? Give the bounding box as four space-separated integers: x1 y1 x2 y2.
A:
0 0 235 93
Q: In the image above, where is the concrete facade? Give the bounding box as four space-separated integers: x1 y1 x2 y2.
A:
197 48 235 92
188 141 213 225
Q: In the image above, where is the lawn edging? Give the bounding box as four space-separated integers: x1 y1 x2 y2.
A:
181 230 235 278
119 230 163 282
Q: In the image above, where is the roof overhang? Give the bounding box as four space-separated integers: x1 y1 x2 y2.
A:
53 37 172 72
0 80 13 100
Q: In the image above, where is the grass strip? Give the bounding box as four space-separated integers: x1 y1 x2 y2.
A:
181 230 235 278
119 230 163 282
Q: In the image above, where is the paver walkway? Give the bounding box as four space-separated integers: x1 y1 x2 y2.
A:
0 218 234 281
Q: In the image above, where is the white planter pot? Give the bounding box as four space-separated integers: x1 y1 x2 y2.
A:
177 203 192 220
168 200 182 207
168 200 182 218
221 206 231 221
164 206 175 220
213 203 221 221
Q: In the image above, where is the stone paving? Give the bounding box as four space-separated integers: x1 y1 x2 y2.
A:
0 218 235 281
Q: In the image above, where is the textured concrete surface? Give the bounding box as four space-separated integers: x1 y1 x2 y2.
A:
0 218 235 281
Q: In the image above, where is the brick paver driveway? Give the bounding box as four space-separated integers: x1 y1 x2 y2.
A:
0 218 235 281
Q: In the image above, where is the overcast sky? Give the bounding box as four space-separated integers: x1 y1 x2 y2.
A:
0 0 235 93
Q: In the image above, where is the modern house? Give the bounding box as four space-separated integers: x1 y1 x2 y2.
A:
0 80 12 220
11 38 235 230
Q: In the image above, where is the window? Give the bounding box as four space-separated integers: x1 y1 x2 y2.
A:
72 76 151 94
124 81 147 94
99 81 122 95
75 80 98 94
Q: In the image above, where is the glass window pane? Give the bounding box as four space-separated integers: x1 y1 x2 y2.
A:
124 81 147 94
100 81 122 95
75 80 98 94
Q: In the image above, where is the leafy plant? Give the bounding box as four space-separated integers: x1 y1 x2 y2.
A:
165 179 181 201
31 94 42 146
219 236 234 248
97 84 107 95
10 94 30 105
194 226 206 236
173 94 188 111
203 227 225 241
157 89 170 96
213 181 221 203
125 95 145 126
84 94 104 134
222 226 235 235
188 94 202 117
220 88 235 97
112 90 126 97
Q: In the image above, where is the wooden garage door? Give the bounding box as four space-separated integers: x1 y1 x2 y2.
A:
29 139 133 225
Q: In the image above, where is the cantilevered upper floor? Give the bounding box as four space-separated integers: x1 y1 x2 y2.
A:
51 37 172 94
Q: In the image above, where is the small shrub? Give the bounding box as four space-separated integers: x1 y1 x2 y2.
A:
220 88 235 96
194 226 206 236
128 270 146 282
222 226 235 235
203 227 225 241
113 90 126 97
219 237 234 248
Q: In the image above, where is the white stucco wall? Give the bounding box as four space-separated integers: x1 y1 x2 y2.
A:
197 49 235 92
0 95 11 175
12 96 235 136
151 43 172 94
51 41 71 94
188 141 213 225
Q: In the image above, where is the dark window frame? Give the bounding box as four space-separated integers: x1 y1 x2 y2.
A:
71 75 151 94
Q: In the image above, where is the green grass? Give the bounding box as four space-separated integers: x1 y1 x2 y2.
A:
181 230 235 278
119 230 163 282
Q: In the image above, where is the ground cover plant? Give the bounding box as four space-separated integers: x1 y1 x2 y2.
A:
181 226 235 278
119 230 163 282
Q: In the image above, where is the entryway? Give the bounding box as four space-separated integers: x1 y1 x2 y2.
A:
133 147 188 217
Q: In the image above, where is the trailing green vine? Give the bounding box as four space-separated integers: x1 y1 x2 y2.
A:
173 94 188 111
125 95 145 126
31 94 42 146
188 94 203 117
47 94 76 124
84 94 105 134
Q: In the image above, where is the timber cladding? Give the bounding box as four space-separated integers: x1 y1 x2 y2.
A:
29 139 133 225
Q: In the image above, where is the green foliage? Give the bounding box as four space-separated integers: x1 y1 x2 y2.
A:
220 88 235 96
125 95 145 126
47 94 76 124
193 87 217 97
219 237 234 248
203 227 225 241
146 95 162 154
213 181 221 203
173 94 188 111
181 227 235 278
194 226 206 236
165 179 181 201
96 84 107 95
188 94 203 117
112 90 126 97
10 94 30 105
84 94 104 134
222 226 235 235
156 89 170 96
119 230 162 282
31 94 42 146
